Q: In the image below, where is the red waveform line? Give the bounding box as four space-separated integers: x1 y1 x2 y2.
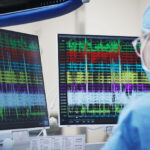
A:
65 51 140 64
0 48 41 64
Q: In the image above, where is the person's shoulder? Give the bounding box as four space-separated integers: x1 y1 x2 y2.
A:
118 93 150 123
129 93 150 111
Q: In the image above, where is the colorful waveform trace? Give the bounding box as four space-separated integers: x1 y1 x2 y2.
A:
58 35 150 125
0 29 49 130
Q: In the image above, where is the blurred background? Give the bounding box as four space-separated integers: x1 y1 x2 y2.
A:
1 0 149 144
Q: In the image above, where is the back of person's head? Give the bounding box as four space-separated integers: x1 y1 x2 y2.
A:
142 4 150 33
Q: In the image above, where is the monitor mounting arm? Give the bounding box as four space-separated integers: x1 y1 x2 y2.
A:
0 0 90 27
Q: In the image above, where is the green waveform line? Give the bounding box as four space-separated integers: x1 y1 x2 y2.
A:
59 39 136 53
16 106 19 118
0 107 3 120
0 107 46 120
115 105 122 113
68 105 122 115
0 33 39 52
65 39 134 52
20 109 46 117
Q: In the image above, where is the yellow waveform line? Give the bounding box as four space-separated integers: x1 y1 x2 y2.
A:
67 72 150 84
0 70 43 84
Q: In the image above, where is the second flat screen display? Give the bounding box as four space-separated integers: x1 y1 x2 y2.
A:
58 34 150 126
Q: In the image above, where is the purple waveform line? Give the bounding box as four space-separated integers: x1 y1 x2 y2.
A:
0 83 45 93
60 83 150 92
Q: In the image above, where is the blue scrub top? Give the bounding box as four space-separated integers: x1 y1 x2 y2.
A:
102 93 150 150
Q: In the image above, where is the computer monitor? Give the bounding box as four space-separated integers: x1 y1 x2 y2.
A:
0 29 49 130
58 34 150 126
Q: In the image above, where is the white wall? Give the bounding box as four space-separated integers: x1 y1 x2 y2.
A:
85 0 141 36
2 0 149 143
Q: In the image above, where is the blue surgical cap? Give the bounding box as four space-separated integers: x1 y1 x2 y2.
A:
142 3 150 33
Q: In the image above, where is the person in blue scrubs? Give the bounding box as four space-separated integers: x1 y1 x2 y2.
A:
102 3 150 150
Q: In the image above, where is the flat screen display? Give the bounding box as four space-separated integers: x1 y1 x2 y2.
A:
58 34 150 126
0 29 49 130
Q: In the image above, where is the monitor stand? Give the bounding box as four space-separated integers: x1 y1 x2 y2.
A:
37 128 47 137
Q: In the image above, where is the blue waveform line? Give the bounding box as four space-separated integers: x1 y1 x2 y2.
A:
68 115 119 117
60 63 144 72
0 60 40 67
0 60 42 72
0 68 42 73
0 93 46 107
